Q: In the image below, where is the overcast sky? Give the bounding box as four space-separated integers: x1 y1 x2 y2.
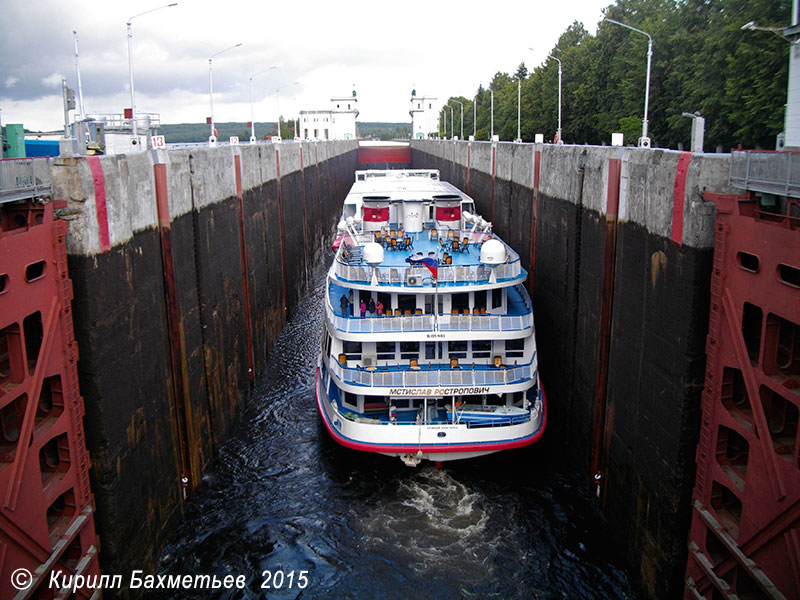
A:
1 0 612 132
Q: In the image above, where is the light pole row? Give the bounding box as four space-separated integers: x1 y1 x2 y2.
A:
127 2 178 147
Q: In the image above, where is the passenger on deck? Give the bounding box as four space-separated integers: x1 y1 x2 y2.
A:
340 293 349 316
368 297 376 315
360 299 366 317
376 300 384 315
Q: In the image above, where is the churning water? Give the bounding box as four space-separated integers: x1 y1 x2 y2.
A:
154 277 635 599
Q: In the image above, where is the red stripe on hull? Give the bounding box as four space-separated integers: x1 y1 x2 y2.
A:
315 367 546 456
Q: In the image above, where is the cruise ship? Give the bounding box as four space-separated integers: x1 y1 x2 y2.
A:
316 169 545 465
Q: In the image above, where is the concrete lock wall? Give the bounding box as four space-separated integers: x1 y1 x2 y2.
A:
411 139 733 600
49 140 358 583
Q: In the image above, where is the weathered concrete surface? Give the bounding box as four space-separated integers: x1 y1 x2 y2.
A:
411 139 733 600
52 140 357 592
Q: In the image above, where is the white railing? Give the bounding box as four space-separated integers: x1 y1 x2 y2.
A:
0 158 52 204
328 357 536 389
326 301 533 334
332 255 523 286
730 150 800 198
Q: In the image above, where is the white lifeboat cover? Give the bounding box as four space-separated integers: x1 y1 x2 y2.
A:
362 242 385 265
480 239 507 264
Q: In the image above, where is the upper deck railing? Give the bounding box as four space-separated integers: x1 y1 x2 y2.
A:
332 233 524 286
325 298 533 335
0 158 52 204
730 150 800 199
328 356 537 389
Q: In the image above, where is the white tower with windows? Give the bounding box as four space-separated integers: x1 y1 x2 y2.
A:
409 89 439 139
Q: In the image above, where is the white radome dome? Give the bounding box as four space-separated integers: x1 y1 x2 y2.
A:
362 242 385 265
480 239 507 264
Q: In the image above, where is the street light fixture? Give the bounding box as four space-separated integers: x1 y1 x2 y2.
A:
741 20 792 42
249 66 278 142
473 90 478 139
448 104 454 139
549 55 562 144
515 77 522 143
451 100 464 140
490 88 494 140
127 2 178 149
209 43 243 146
604 18 653 148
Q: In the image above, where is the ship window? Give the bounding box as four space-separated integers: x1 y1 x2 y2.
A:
474 290 487 311
472 341 491 358
377 341 395 360
343 392 358 410
506 338 524 358
397 295 417 314
400 342 419 360
452 292 469 313
343 341 362 360
425 342 437 360
392 399 410 409
448 341 467 359
492 288 503 309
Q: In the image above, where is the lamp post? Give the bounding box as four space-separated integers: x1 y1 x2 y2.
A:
549 55 562 143
209 43 242 146
249 66 277 143
275 82 299 140
451 100 464 140
448 104 454 140
515 78 522 142
127 2 177 149
605 18 652 148
490 88 494 140
473 91 477 139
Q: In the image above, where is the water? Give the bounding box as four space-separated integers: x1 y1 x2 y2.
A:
155 277 636 599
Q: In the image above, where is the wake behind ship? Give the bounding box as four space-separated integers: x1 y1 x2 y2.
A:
316 169 545 466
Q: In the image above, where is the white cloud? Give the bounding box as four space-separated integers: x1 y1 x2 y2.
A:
42 73 64 89
1 0 610 130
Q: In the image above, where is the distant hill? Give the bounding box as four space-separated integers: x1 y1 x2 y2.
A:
158 121 411 143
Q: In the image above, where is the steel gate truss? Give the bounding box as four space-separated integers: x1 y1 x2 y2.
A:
0 201 100 599
685 193 800 600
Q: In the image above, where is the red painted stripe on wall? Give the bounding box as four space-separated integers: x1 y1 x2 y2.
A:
671 152 693 244
86 156 111 252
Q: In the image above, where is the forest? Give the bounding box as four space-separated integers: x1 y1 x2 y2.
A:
438 0 789 151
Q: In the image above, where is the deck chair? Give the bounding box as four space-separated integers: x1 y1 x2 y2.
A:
451 239 460 252
480 307 486 315
494 355 506 369
462 237 469 251
338 353 347 365
415 308 422 314
391 238 398 250
430 229 438 241
384 308 392 316
450 358 460 370
410 358 421 370
404 237 413 251
446 255 452 265
447 229 455 240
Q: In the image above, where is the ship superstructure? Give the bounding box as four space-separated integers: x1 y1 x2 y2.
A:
316 169 545 465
